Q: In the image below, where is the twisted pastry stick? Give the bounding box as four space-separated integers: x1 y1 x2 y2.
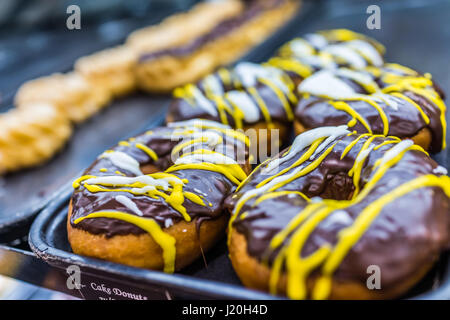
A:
75 46 137 97
0 103 72 174
15 72 111 124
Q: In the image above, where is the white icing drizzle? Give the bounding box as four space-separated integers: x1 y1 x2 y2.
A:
190 85 218 117
289 38 315 57
180 131 223 148
310 196 323 203
84 174 183 191
100 151 143 176
377 140 414 168
193 188 207 197
371 92 400 110
264 125 349 173
433 165 448 175
299 54 336 69
304 33 328 49
176 153 238 165
309 127 348 161
335 68 375 88
322 44 367 69
164 218 174 228
298 70 358 99
346 40 383 67
354 144 375 168
234 62 270 87
225 91 260 123
320 210 353 229
203 74 224 96
168 119 231 130
115 195 144 216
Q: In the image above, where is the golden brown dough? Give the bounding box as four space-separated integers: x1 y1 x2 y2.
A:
68 201 229 271
228 230 433 300
15 72 111 123
127 0 244 53
75 46 137 97
134 0 301 92
0 103 72 174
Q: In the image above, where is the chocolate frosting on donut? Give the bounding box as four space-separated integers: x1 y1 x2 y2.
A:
295 64 447 152
167 29 386 131
70 120 249 238
226 128 450 298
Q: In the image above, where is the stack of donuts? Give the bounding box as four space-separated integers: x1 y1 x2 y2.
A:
68 28 449 300
1 0 299 175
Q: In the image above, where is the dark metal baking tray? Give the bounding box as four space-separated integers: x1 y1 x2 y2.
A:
28 180 450 300
0 0 314 242
26 0 450 300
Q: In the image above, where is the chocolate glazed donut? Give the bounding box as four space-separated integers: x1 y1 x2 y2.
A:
225 126 450 299
68 119 251 272
273 29 385 71
167 62 301 152
167 29 385 152
294 64 447 153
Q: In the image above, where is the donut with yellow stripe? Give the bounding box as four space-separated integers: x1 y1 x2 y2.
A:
68 119 251 272
167 61 300 151
294 64 447 153
274 29 385 71
225 126 450 299
167 29 385 152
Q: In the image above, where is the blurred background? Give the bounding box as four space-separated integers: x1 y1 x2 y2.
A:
0 0 449 299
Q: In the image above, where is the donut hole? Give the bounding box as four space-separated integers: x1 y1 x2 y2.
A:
315 171 356 201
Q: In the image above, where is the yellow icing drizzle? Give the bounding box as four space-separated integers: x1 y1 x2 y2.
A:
258 133 449 300
328 101 372 133
135 143 158 161
73 211 176 273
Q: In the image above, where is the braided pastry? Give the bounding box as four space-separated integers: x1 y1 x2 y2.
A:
15 72 111 124
226 126 450 299
74 46 137 97
0 103 72 174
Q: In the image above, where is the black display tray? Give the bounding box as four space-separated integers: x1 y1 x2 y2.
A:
0 0 315 242
28 183 450 300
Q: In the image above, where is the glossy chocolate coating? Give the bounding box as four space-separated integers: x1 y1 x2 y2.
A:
295 66 446 153
70 125 249 237
168 79 298 128
226 133 450 289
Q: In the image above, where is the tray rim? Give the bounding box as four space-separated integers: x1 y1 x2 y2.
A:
28 184 282 300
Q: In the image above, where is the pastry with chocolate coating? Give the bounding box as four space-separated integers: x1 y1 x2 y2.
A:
226 126 450 299
294 64 447 153
68 119 251 272
133 0 301 92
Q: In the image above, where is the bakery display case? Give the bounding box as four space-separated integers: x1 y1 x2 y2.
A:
0 0 449 301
